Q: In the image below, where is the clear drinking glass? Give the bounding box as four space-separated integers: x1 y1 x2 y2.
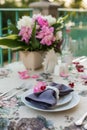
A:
70 39 79 57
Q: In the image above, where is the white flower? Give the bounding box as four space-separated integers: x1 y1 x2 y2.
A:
33 13 42 19
17 16 33 30
33 14 56 26
56 31 62 40
65 20 75 29
44 15 56 25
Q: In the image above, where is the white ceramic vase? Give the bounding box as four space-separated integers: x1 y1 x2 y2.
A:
19 51 43 70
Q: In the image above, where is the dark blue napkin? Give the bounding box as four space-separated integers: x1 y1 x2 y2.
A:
50 82 73 96
25 83 73 109
25 89 57 109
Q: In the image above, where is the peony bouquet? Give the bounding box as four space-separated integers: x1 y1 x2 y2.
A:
0 14 66 53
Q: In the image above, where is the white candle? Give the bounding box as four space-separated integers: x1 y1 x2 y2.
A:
54 65 60 76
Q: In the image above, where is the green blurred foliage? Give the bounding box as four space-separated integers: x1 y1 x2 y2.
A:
70 0 83 8
28 0 40 5
0 0 33 34
54 0 83 8
0 1 17 34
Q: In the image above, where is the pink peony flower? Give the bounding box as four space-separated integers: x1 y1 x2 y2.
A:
36 26 55 46
0 14 64 53
36 16 49 27
41 34 55 46
19 26 32 44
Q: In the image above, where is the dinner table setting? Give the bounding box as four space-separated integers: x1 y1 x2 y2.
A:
0 55 87 130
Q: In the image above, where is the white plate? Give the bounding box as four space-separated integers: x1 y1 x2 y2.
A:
21 89 72 107
57 93 72 106
21 90 80 112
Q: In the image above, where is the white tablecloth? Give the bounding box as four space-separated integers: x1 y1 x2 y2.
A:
0 58 87 129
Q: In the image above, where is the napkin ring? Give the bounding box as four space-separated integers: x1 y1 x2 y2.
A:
46 86 59 99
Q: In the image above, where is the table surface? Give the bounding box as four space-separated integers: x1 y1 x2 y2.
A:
0 57 87 129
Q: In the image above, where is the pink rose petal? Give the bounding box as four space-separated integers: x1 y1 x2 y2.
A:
33 81 46 93
31 74 39 79
81 75 87 79
18 70 30 79
60 72 69 78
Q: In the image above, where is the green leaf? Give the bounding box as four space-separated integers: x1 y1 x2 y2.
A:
31 22 36 43
3 23 18 34
30 22 40 49
0 34 18 40
0 35 28 51
8 23 19 34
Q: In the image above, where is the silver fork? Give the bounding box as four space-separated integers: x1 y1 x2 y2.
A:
75 112 87 126
0 83 25 98
84 124 87 129
3 83 32 100
3 87 28 100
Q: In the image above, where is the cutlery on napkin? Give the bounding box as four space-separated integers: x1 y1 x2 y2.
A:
25 83 73 109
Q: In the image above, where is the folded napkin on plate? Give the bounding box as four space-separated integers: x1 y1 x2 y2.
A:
50 82 74 96
25 83 73 109
25 89 57 109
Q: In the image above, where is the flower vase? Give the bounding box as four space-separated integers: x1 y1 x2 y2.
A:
19 51 43 70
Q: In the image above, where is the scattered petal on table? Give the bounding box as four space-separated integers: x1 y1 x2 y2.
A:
31 74 39 79
18 70 30 79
